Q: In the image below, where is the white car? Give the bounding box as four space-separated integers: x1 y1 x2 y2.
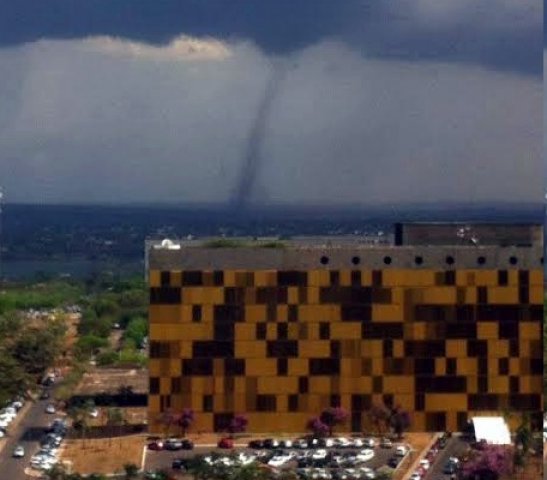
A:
3 407 17 416
419 459 430 470
237 452 256 465
45 404 56 414
89 408 99 418
395 445 408 456
358 467 376 480
355 448 375 463
13 445 25 458
352 438 364 448
0 410 16 421
0 430 5 438
409 473 422 480
312 449 328 460
336 437 352 448
363 438 376 448
0 418 11 428
268 454 292 467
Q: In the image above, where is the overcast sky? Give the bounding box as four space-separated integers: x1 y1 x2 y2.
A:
0 1 542 206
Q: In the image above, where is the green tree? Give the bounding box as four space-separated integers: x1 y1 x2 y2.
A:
93 297 119 317
123 463 139 479
0 313 22 339
188 456 217 480
106 407 125 445
12 327 63 374
96 350 118 366
234 462 271 480
78 310 113 338
123 316 148 348
74 335 108 360
0 350 30 405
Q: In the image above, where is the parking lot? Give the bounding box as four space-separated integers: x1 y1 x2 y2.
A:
145 435 410 479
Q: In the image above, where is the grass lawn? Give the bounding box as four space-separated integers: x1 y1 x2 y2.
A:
60 434 145 475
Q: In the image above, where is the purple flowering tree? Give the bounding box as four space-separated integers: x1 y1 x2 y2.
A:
158 409 178 438
228 414 248 438
367 404 390 435
307 417 330 438
178 408 195 437
389 406 411 439
461 445 512 480
319 407 349 436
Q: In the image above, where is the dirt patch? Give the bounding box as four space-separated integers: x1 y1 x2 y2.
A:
87 407 147 427
60 434 146 475
74 368 148 396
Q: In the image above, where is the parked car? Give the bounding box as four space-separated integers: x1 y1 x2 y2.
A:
388 456 401 468
164 438 183 450
13 445 25 458
263 438 280 449
395 445 408 456
88 408 99 418
218 437 234 449
172 458 190 470
248 439 264 449
380 438 392 448
45 404 56 414
355 449 375 463
181 439 194 450
147 441 164 451
443 461 458 474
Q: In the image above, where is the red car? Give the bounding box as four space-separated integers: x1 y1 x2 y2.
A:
147 440 164 450
218 437 234 449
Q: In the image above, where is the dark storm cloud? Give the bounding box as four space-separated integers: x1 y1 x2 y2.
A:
0 38 541 205
0 0 541 75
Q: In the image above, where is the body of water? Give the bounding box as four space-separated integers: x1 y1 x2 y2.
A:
1 259 143 281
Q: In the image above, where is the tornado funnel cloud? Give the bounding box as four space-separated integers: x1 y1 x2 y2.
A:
231 61 288 211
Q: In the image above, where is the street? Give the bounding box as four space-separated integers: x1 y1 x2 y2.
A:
0 395 58 480
423 436 469 480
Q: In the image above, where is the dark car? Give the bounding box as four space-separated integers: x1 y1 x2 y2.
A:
443 462 458 474
147 441 164 451
263 438 280 449
181 439 194 450
42 377 54 387
172 458 190 470
388 456 401 468
247 439 263 449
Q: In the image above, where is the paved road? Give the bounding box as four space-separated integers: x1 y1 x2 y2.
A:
0 394 58 480
424 436 469 480
145 442 400 474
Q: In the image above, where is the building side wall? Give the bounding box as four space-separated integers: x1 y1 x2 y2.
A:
147 267 542 434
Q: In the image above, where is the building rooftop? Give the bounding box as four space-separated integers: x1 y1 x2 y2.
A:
145 223 542 271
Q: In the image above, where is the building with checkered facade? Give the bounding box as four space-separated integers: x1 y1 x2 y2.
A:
147 224 543 433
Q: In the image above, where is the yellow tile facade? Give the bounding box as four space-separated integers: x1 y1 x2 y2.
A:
148 267 542 433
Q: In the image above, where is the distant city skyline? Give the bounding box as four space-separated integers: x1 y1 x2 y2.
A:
0 1 542 206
